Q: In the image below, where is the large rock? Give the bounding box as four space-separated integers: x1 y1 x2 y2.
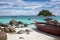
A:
0 27 4 31
24 24 28 27
0 23 3 26
0 27 16 33
0 31 7 40
17 30 25 34
4 27 10 33
9 27 16 33
0 27 2 30
18 21 23 24
52 20 58 24
57 23 60 27
9 20 18 25
25 29 31 34
0 23 8 27
46 20 58 26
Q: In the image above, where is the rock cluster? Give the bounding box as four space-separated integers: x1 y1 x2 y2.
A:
17 29 31 34
46 20 60 27
0 27 16 33
0 31 7 40
9 20 18 25
0 23 8 27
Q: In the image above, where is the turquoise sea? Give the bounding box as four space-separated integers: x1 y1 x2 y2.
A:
0 16 60 24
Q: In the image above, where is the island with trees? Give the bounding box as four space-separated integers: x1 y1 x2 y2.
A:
38 10 55 16
37 10 55 21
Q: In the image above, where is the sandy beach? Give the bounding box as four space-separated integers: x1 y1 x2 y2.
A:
0 0 60 40
7 27 60 40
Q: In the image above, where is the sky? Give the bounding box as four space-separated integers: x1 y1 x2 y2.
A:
0 0 60 16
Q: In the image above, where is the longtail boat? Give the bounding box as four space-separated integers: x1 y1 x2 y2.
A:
35 22 60 36
42 16 53 21
43 18 53 21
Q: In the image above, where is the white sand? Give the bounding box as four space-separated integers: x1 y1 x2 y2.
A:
7 28 60 40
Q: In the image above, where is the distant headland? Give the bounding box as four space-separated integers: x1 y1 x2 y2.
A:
37 10 55 16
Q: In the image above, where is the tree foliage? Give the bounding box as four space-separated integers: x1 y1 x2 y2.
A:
38 10 53 16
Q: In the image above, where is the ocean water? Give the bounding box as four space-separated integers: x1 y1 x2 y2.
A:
0 16 60 24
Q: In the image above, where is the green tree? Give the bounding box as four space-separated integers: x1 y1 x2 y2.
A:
38 10 53 16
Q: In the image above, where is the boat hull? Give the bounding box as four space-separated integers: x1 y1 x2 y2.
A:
35 22 60 36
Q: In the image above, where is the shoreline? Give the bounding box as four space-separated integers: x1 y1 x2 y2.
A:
0 17 60 40
7 27 60 40
0 23 60 40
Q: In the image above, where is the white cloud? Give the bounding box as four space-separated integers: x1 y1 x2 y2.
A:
0 0 60 16
0 10 38 16
51 0 60 2
0 0 46 16
50 6 60 15
48 0 60 16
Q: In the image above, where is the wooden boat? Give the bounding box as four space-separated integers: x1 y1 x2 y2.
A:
44 18 52 21
42 16 53 21
35 22 60 35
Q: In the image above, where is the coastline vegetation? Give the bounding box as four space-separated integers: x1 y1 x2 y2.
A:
38 10 54 16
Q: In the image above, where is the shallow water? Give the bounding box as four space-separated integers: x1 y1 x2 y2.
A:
0 16 60 24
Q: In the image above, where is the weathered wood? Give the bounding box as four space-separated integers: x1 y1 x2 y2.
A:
35 22 60 35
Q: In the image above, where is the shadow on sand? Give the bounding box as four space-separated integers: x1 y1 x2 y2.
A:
32 28 60 40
